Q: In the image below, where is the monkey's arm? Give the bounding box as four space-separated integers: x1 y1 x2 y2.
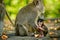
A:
35 11 41 26
37 26 45 31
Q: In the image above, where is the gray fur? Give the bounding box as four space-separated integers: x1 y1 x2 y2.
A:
15 0 44 36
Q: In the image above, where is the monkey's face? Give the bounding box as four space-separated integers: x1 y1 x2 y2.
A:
34 0 44 13
33 0 44 13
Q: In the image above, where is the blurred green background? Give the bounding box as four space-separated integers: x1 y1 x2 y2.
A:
4 0 60 20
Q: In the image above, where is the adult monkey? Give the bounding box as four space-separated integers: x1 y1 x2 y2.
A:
15 0 45 36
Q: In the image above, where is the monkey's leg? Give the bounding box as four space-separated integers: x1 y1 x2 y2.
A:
15 24 20 36
16 24 28 36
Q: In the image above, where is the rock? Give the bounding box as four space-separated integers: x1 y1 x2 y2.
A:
7 36 37 40
7 36 60 40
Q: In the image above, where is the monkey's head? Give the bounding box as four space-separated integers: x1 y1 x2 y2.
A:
0 0 3 3
33 0 44 13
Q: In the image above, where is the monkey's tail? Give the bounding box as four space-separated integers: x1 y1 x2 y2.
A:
5 11 14 27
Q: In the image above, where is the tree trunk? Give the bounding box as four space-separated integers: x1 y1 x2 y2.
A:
0 0 5 36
